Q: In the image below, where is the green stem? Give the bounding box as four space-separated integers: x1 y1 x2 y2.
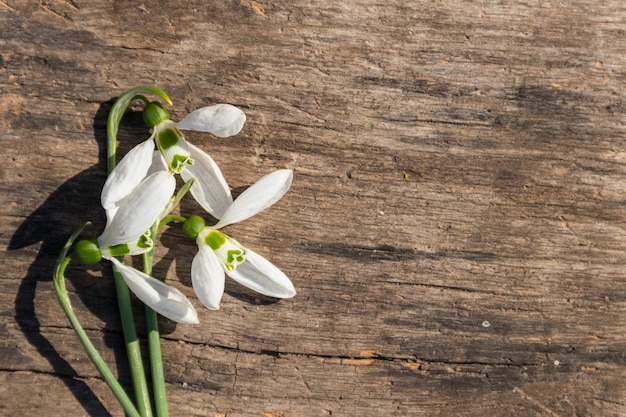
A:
158 215 187 230
112 265 153 417
53 224 141 417
147 187 193 415
143 225 169 417
145 307 168 417
106 86 171 417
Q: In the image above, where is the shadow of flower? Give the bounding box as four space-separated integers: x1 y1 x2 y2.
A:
8 99 151 415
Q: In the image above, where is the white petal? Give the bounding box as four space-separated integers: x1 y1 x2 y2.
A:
176 104 246 138
110 258 199 324
98 171 175 248
181 141 233 219
146 150 168 176
101 139 155 210
215 169 293 229
104 207 119 228
227 248 296 299
191 244 226 310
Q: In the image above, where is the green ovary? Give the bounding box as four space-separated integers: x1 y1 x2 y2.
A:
205 230 227 250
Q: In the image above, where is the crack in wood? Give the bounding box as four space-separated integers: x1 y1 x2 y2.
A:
162 337 541 370
298 241 496 263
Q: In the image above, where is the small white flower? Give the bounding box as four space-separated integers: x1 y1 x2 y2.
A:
101 103 246 221
96 171 199 324
185 169 296 310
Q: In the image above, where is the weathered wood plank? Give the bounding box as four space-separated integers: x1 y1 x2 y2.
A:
1 0 626 415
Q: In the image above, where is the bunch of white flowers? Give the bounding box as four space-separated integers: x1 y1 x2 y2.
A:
51 86 298 417
74 96 296 323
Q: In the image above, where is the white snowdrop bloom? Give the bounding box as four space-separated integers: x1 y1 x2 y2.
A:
77 171 198 324
101 102 246 222
183 169 296 310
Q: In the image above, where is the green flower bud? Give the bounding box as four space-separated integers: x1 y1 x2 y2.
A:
74 239 102 265
183 215 206 240
143 101 170 128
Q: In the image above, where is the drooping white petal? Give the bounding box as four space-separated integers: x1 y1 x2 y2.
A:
191 244 226 310
146 150 168 176
176 104 246 138
97 171 175 248
181 141 233 219
110 258 199 324
101 139 155 211
215 169 293 229
226 248 296 299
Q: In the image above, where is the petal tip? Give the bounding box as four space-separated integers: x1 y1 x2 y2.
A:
180 311 200 324
201 299 221 310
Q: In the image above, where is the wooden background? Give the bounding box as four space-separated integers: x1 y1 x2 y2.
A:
2 1 626 416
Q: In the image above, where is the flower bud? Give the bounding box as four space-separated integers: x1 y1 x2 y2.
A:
143 101 170 128
74 239 102 265
182 215 206 240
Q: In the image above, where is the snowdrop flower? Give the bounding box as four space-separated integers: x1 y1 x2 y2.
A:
101 101 246 223
182 169 296 310
74 171 199 324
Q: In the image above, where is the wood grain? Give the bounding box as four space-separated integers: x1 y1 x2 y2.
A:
1 1 626 416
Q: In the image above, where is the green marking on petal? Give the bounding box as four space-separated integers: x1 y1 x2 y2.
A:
205 230 227 250
224 247 246 271
226 249 246 270
154 122 193 174
157 126 180 150
203 230 247 271
137 233 152 249
170 154 192 173
108 243 130 257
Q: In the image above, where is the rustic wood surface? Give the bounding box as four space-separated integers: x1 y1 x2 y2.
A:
2 1 626 416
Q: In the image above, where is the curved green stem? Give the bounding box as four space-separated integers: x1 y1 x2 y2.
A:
158 215 187 230
53 223 141 417
106 86 171 173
